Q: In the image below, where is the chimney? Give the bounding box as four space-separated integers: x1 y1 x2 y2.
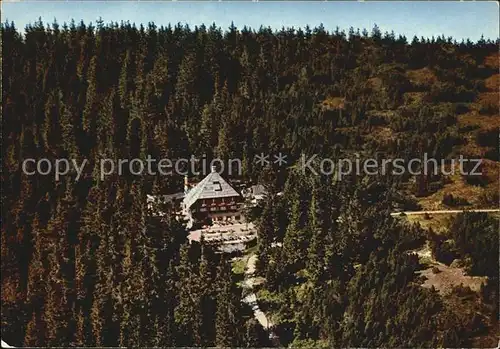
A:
184 175 189 194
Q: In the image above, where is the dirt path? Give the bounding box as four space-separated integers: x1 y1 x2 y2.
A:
241 254 274 330
391 208 499 216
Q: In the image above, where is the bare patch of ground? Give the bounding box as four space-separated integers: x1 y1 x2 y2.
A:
403 91 427 105
412 244 487 295
475 92 498 112
484 52 499 69
484 73 499 91
366 126 397 142
419 264 487 295
367 77 383 89
406 67 437 87
458 112 500 131
321 96 346 110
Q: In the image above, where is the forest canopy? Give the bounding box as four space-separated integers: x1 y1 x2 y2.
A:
1 19 499 347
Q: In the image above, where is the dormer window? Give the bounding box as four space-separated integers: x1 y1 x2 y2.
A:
213 181 222 191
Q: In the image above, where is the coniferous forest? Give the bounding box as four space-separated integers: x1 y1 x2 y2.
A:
1 17 499 347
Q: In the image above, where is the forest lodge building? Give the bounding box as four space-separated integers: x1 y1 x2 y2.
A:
182 166 243 226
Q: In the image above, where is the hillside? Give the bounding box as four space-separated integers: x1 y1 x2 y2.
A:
1 20 499 347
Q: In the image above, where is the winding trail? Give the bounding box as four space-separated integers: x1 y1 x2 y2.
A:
241 254 274 330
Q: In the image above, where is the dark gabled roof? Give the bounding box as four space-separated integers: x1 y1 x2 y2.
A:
183 171 240 209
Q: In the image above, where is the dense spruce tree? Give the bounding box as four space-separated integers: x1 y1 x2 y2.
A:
215 256 245 347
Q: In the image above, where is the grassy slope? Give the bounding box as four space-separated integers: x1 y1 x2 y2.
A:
409 53 499 210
